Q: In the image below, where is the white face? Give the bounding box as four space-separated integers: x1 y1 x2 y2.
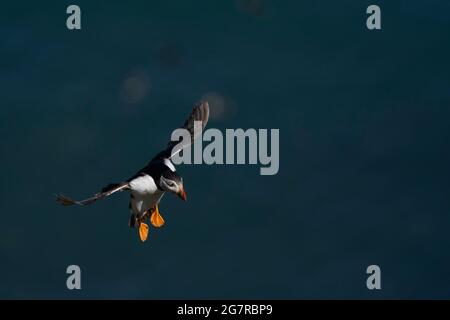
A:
159 175 182 194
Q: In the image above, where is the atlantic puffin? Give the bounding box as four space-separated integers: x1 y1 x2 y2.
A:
56 101 209 242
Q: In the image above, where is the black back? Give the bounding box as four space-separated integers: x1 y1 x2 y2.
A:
127 160 181 191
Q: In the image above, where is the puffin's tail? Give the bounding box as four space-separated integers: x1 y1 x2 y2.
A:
128 194 142 228
128 213 139 228
127 199 150 242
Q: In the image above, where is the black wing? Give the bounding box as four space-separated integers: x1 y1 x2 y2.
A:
152 101 210 162
56 182 129 206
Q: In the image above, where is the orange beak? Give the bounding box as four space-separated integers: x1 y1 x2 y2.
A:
178 187 187 202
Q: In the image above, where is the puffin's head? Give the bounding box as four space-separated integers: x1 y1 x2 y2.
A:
159 170 187 201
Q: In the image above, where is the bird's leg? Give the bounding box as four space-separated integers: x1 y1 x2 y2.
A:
142 209 152 222
150 204 165 228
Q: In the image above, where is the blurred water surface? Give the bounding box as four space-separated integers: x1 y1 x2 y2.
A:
1 1 450 298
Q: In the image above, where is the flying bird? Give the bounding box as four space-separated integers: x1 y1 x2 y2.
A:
56 101 209 242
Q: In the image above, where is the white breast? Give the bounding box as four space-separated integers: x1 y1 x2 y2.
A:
129 174 164 215
129 174 158 195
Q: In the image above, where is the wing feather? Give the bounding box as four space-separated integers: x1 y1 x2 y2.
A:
152 101 209 161
56 182 129 206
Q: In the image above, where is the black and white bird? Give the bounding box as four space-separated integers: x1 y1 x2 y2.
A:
56 101 209 242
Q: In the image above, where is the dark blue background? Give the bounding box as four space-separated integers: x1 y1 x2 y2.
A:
1 0 450 298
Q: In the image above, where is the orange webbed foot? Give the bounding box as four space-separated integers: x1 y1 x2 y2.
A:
139 222 149 242
150 205 165 228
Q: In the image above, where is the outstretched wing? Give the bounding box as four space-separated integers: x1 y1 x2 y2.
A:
152 101 210 161
56 182 129 206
